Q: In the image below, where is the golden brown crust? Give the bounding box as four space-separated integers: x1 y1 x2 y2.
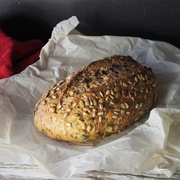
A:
34 55 158 142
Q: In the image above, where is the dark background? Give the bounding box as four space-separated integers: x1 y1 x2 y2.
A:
0 0 180 48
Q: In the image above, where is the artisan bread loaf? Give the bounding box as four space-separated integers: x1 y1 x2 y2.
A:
34 55 158 142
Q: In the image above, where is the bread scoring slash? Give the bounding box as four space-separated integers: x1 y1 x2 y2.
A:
34 55 158 142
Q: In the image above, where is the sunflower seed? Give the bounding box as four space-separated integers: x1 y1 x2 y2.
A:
82 130 87 135
82 124 86 130
106 90 110 95
79 86 85 93
134 91 137 97
114 125 119 131
69 91 74 96
42 93 48 98
52 95 57 99
66 122 72 127
66 108 72 112
42 100 46 105
83 112 89 116
128 92 132 97
114 108 120 112
50 107 56 112
73 113 81 117
135 104 139 109
99 104 104 109
122 82 128 87
89 97 93 106
134 77 138 82
50 90 55 94
92 111 96 117
58 80 64 85
146 88 149 93
78 119 84 122
126 111 131 115
110 101 115 105
50 103 56 107
121 103 126 109
52 85 57 90
99 98 104 103
79 100 85 108
124 102 129 108
115 92 121 99
99 91 104 97
111 90 115 95
83 108 89 112
127 80 132 84
140 74 143 80
92 126 96 132
122 91 126 97
64 112 69 117
110 95 115 99
98 112 104 116
89 105 95 109
139 102 143 108
93 99 98 107
85 99 90 106
99 116 102 122
112 115 118 119
72 103 77 107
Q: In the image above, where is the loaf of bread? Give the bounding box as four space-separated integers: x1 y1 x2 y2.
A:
34 55 158 142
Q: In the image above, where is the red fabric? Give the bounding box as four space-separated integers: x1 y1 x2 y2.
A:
0 29 44 79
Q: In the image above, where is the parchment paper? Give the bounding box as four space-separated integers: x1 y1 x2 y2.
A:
0 16 180 178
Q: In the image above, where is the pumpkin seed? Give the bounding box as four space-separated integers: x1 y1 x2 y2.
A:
114 86 120 92
87 125 92 132
86 119 94 125
81 135 88 140
106 126 112 133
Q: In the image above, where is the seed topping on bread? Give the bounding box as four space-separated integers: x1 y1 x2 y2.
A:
34 55 158 142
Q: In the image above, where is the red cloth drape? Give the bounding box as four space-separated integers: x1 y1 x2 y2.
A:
0 29 44 79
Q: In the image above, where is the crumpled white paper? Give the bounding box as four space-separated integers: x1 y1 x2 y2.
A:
0 16 180 178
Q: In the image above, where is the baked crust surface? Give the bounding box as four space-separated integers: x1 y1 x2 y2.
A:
34 55 158 142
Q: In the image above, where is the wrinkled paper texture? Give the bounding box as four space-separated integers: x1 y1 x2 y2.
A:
0 16 180 178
